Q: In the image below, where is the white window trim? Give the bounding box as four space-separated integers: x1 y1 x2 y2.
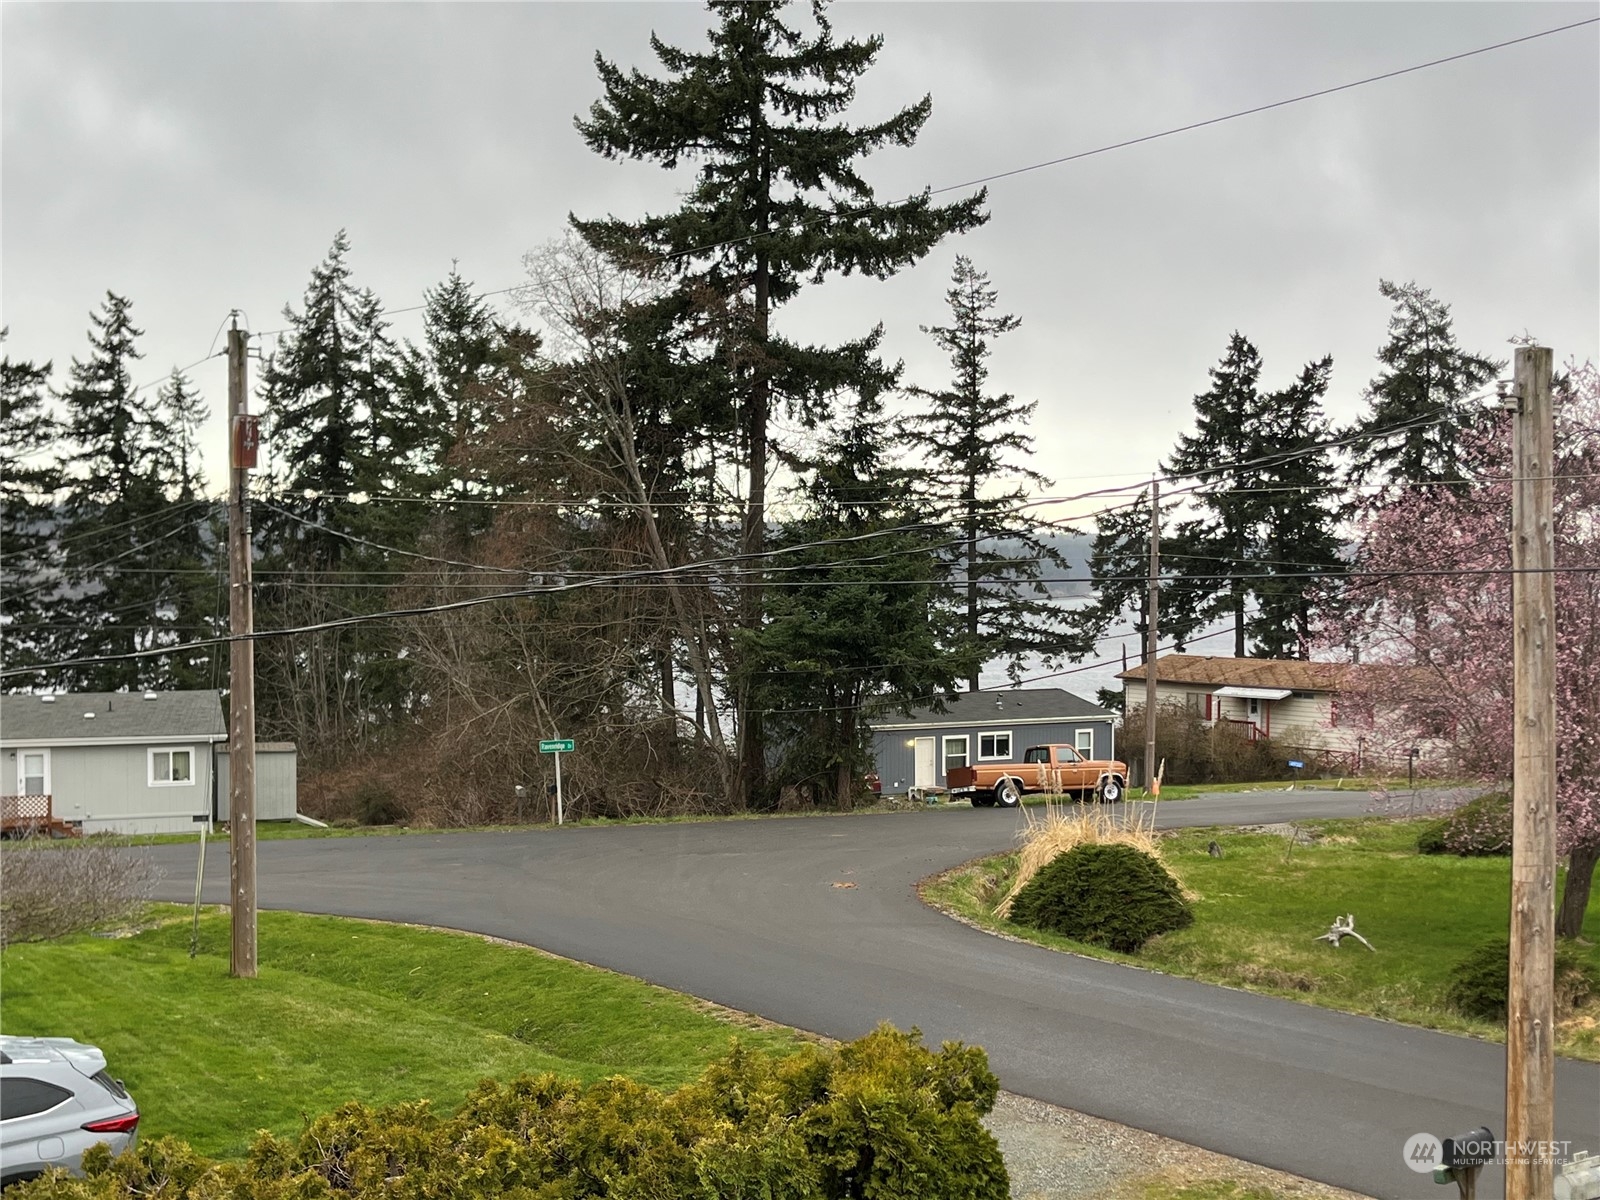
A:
977 730 1013 761
1074 728 1095 755
148 746 197 788
17 748 51 796
941 734 970 770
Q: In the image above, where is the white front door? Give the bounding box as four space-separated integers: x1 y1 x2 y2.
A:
913 738 936 788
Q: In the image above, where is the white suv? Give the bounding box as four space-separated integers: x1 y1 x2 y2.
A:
0 1036 139 1187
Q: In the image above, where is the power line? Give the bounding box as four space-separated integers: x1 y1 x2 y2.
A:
252 17 1596 340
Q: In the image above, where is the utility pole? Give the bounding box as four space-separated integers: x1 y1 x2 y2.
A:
227 316 258 979
1504 344 1554 1200
1144 477 1160 793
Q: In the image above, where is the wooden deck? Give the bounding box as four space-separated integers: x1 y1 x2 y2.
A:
0 794 80 839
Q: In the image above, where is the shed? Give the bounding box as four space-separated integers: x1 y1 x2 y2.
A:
214 743 299 822
1 691 225 835
868 688 1117 795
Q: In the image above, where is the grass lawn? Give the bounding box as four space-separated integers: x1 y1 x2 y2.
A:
0 907 804 1158
922 817 1600 1060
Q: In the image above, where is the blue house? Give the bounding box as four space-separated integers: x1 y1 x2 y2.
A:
869 688 1117 795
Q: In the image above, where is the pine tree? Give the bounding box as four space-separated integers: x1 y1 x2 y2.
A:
904 256 1085 688
1164 333 1266 657
573 0 986 803
750 385 969 807
1071 489 1157 667
55 294 197 690
1246 357 1344 658
152 369 224 689
259 231 400 566
1162 335 1344 659
1 332 62 677
1346 279 1501 487
256 233 412 752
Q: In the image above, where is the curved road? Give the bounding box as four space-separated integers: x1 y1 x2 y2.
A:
146 793 1598 1199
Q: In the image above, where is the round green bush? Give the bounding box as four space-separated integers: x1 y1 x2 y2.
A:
1415 820 1449 855
1008 842 1193 953
1444 938 1600 1022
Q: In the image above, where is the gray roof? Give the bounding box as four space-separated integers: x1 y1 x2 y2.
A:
872 687 1114 729
0 690 226 743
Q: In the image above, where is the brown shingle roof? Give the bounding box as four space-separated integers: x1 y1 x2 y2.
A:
1117 654 1364 693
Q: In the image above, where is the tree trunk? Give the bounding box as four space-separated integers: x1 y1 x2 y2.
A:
1556 840 1598 939
834 705 857 811
966 481 979 691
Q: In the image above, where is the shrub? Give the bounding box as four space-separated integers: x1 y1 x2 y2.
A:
1444 938 1600 1022
1439 792 1512 856
350 781 407 826
1008 842 1194 953
1415 820 1449 855
17 1027 1008 1200
0 838 159 948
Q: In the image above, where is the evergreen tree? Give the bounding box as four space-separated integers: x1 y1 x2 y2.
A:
259 231 400 566
54 293 198 690
1246 357 1344 658
1164 334 1266 657
0 332 62 678
1070 489 1159 666
256 233 412 752
904 256 1085 688
573 0 986 803
152 369 225 689
1162 335 1344 659
1346 279 1501 487
750 385 969 807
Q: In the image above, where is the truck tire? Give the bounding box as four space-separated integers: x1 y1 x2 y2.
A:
1097 776 1124 804
995 778 1022 808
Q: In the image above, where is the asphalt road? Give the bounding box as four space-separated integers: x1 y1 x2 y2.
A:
145 791 1599 1199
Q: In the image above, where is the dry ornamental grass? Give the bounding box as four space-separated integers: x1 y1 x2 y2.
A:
998 801 1173 919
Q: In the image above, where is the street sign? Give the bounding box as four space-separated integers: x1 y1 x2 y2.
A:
1288 759 1305 769
539 739 575 754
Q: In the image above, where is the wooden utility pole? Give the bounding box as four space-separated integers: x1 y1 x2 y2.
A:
1505 344 1555 1200
227 316 258 979
1144 478 1160 791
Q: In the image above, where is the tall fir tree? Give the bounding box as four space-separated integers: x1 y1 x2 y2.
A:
1164 333 1266 657
1 332 62 678
904 256 1085 688
1346 279 1501 488
55 293 197 690
258 230 401 566
256 233 413 753
152 369 224 689
573 0 986 804
1245 357 1344 658
1071 489 1159 675
749 384 969 807
1162 334 1344 659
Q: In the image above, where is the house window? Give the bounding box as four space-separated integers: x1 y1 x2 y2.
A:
1247 697 1261 718
1074 729 1095 756
1185 691 1201 712
978 732 1012 760
942 736 969 771
149 748 194 787
20 751 48 796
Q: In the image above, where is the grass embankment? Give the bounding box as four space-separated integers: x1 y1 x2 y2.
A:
0 908 804 1158
923 816 1600 1059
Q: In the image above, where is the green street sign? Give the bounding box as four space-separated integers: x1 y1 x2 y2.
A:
539 739 575 754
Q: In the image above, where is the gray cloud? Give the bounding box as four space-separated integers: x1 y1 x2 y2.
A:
4 0 1595 510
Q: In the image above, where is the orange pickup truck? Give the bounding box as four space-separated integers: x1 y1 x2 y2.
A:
946 745 1128 808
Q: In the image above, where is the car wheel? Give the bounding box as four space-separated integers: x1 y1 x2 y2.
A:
995 778 1021 808
1098 777 1124 804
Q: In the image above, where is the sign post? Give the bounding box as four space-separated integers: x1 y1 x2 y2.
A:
538 739 575 824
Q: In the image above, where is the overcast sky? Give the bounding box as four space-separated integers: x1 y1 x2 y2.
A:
4 1 1597 687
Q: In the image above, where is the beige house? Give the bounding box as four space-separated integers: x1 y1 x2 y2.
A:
1117 654 1371 760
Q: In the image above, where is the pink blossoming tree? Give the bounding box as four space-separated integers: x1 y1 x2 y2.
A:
1328 361 1600 937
